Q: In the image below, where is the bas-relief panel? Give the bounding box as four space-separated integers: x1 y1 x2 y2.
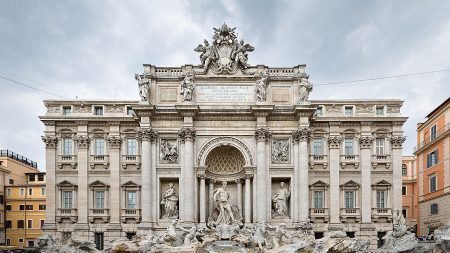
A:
194 120 255 128
159 139 179 164
152 121 183 128
267 121 297 128
271 139 290 164
158 87 178 103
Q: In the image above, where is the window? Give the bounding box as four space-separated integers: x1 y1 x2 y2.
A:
17 220 24 229
39 204 46 210
95 191 105 209
402 209 407 218
375 138 385 155
376 190 386 208
6 238 10 246
41 187 46 196
94 106 103 116
344 106 353 115
62 106 72 115
127 138 137 155
95 138 105 155
127 191 137 209
95 232 104 250
402 186 407 195
26 204 33 210
20 188 25 196
127 107 134 116
5 220 12 228
28 240 35 247
27 220 32 229
38 174 45 181
6 205 11 211
19 238 24 243
63 138 73 155
344 191 355 208
313 138 323 156
41 220 45 228
429 174 437 192
431 203 438 214
376 106 384 115
19 204 25 210
402 164 407 176
315 106 323 116
62 191 73 209
0 194 3 204
313 191 324 208
29 188 33 196
29 174 36 182
9 179 14 185
427 150 438 168
344 138 354 155
6 188 11 196
430 125 437 141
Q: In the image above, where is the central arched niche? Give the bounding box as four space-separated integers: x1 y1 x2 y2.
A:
205 145 245 178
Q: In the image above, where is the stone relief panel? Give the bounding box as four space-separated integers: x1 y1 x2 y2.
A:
272 139 290 164
160 179 179 219
271 178 291 219
160 139 179 164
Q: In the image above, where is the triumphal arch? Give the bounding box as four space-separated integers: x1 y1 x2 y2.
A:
40 24 407 250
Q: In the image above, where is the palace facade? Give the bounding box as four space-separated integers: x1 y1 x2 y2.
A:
40 24 407 250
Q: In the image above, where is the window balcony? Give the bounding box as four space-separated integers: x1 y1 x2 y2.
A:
57 155 77 169
309 208 329 223
89 208 110 223
371 208 392 222
121 208 141 223
340 154 359 169
340 208 361 223
371 154 391 169
89 155 109 169
57 208 78 223
121 155 141 170
309 155 328 169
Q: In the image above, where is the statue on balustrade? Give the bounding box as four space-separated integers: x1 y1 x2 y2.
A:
180 74 195 102
272 182 291 218
161 183 179 218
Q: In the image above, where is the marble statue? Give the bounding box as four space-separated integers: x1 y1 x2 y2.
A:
255 71 269 102
250 221 270 250
380 209 418 252
194 23 254 74
267 223 290 248
298 77 313 103
213 181 235 225
160 139 178 163
272 182 291 218
161 183 179 218
180 74 195 102
177 224 200 246
135 74 150 102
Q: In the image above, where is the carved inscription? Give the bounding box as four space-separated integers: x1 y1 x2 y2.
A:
196 85 254 103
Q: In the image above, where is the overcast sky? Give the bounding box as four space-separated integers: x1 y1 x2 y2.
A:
1 0 449 170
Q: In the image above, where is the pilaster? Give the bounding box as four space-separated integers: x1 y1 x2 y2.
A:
359 136 374 223
107 134 122 228
41 135 58 231
293 128 311 223
327 135 341 227
179 127 196 224
391 136 405 211
74 134 90 235
255 128 271 222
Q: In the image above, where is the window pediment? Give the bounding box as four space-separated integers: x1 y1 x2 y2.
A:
372 180 391 190
57 180 77 190
89 180 109 189
121 181 140 189
340 180 360 189
310 180 329 190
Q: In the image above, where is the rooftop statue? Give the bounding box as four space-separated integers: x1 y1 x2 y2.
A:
195 23 254 74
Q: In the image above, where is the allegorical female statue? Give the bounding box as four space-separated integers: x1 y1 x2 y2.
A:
161 183 179 218
135 74 150 102
272 182 291 218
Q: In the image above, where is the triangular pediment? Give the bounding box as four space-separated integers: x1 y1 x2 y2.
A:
310 180 329 188
121 181 139 187
56 180 76 187
372 180 391 187
340 180 360 188
89 180 109 188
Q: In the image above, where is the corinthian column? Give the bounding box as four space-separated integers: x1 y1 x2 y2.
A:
255 128 270 222
107 135 122 228
328 135 341 226
137 127 155 232
41 135 58 231
179 127 196 224
244 175 252 224
359 136 374 223
293 128 311 223
391 136 406 211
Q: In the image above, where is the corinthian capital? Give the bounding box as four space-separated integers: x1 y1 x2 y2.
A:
328 135 342 149
107 136 122 149
74 135 90 149
255 128 271 142
41 135 58 149
390 136 406 149
292 128 311 143
179 127 196 142
359 136 374 149
137 127 157 142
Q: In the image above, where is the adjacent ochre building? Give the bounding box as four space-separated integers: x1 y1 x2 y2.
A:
415 97 450 236
5 172 46 248
40 24 407 250
401 155 418 230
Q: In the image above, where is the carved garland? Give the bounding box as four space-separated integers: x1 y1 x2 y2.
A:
197 137 254 166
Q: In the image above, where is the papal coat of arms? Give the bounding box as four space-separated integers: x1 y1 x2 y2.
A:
195 23 254 74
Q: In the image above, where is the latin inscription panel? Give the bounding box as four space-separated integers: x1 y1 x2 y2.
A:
196 85 254 103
